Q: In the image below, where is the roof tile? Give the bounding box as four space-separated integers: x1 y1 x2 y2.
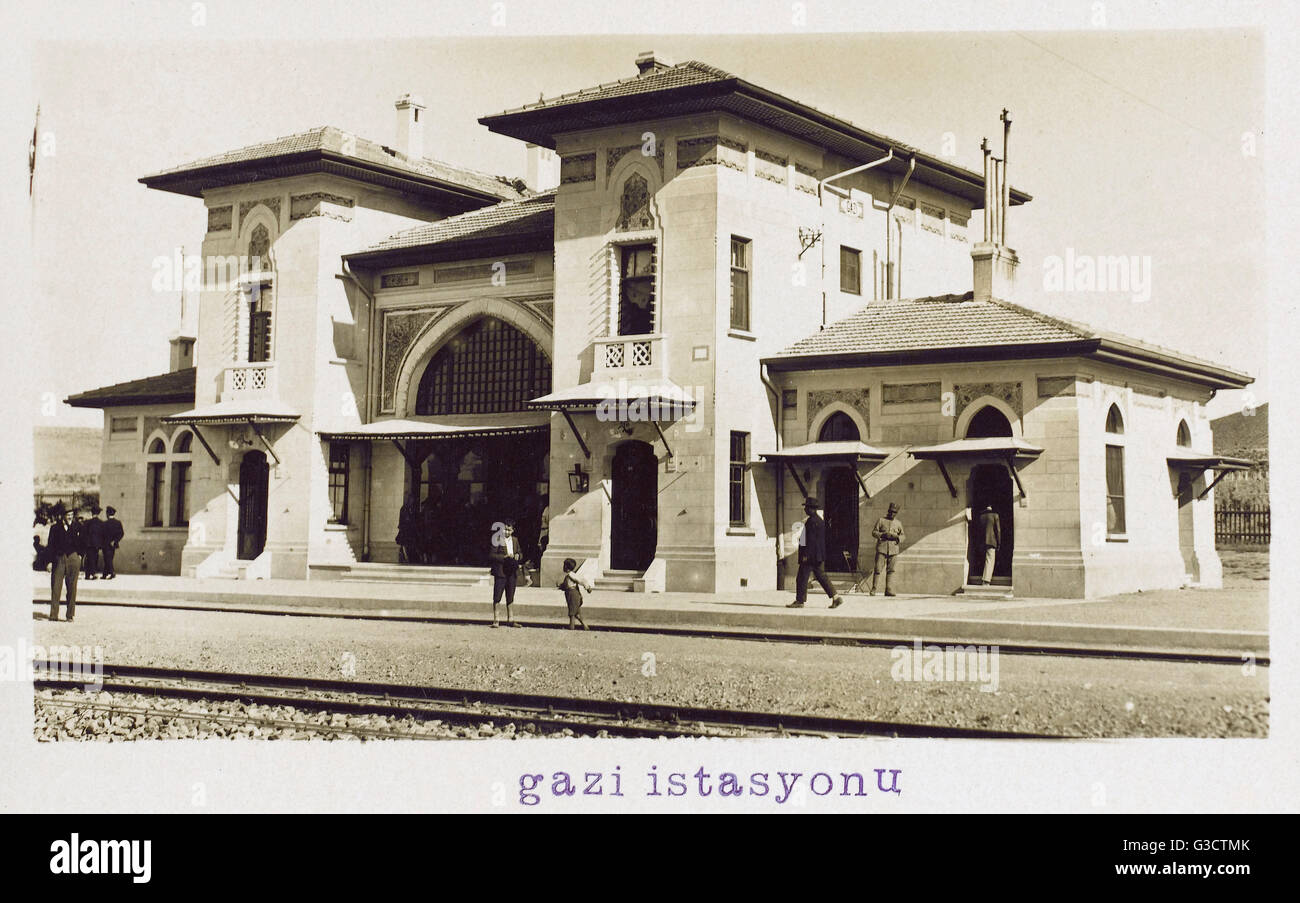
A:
357 192 555 253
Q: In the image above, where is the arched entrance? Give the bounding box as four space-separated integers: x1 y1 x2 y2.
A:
818 411 861 571
610 441 657 571
237 450 269 560
964 406 1014 584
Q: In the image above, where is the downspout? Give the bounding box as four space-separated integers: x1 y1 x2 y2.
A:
339 261 377 560
760 363 785 586
883 155 916 299
818 149 894 327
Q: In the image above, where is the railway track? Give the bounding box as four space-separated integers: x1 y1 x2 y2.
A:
31 598 1265 665
33 661 1065 740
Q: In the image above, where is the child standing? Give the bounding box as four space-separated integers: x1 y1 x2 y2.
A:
557 558 593 630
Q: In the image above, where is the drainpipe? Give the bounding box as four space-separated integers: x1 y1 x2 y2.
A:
818 149 895 327
760 363 785 587
339 261 377 559
883 155 916 299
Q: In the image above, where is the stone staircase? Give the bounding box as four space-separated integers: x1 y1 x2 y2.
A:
339 562 492 588
593 569 642 592
958 579 1014 599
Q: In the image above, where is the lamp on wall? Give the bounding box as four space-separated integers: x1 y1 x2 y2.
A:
568 463 589 494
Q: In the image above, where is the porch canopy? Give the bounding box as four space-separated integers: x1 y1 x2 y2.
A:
1166 451 1253 499
162 400 301 465
525 378 697 459
908 436 1044 499
317 412 550 468
759 440 890 498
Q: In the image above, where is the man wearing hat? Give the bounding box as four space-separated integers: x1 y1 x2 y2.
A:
101 506 124 579
976 505 1000 586
870 502 906 596
789 497 844 609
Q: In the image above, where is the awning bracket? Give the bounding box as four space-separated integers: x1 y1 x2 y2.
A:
1199 469 1231 500
247 418 280 467
651 420 673 459
784 460 809 498
561 409 591 459
934 458 957 498
851 462 871 499
190 425 221 466
1005 453 1027 499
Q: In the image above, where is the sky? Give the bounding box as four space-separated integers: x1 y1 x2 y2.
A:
29 24 1265 426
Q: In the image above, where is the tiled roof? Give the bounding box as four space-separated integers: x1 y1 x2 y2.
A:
142 126 525 201
770 293 1250 386
493 60 735 115
774 293 1090 357
66 367 196 408
357 191 555 254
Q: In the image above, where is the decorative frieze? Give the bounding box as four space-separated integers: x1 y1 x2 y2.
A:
717 136 747 172
883 381 941 405
207 205 233 232
238 196 282 227
380 271 420 289
948 210 969 242
1036 376 1076 398
433 258 534 284
616 172 653 231
380 307 451 412
920 203 945 236
953 381 1022 420
560 152 596 184
754 148 787 184
606 141 665 176
893 196 915 226
794 162 819 195
807 388 870 436
289 192 355 222
676 136 718 170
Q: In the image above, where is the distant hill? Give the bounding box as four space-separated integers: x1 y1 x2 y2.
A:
34 426 101 489
1212 403 1268 459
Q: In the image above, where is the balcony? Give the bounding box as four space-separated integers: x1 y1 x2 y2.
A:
592 334 665 381
221 362 277 401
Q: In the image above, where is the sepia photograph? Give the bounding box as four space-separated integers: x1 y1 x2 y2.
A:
4 0 1295 832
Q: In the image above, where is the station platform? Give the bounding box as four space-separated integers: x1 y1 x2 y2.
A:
30 571 1268 657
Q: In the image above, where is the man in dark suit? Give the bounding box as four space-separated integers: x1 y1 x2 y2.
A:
47 508 83 622
101 506 124 579
83 506 104 580
789 497 844 609
976 505 1000 586
489 519 524 628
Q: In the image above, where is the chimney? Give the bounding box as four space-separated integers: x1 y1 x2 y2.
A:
635 51 671 76
525 143 560 192
972 109 1017 301
394 93 426 159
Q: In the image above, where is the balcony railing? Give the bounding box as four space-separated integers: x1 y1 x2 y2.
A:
593 335 664 378
222 362 277 401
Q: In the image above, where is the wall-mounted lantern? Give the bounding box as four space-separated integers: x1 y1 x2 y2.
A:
568 463 589 494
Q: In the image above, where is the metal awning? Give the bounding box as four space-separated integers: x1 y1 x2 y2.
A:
759 441 890 498
162 399 301 426
1167 451 1254 500
526 379 696 460
318 412 550 441
909 437 1044 499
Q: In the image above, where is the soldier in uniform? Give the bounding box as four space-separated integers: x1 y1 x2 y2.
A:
870 502 905 596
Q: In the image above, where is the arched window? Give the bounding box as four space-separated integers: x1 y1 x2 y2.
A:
965 406 1013 438
1105 404 1125 535
169 431 193 527
1106 404 1124 434
415 318 551 415
145 438 166 527
818 411 861 442
1176 420 1192 448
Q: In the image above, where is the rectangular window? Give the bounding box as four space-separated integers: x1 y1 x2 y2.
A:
730 236 751 331
110 416 137 434
329 442 350 524
728 431 749 526
247 281 273 363
618 244 655 336
146 462 165 527
170 461 191 527
1105 444 1126 535
840 246 861 294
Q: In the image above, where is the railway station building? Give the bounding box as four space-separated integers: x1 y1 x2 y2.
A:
67 54 1251 597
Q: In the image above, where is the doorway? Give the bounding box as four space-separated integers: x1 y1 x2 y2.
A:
967 463 1014 584
824 468 860 572
610 440 657 571
237 450 269 560
1177 470 1198 581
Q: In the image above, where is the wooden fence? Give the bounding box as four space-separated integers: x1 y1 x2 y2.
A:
1215 506 1270 546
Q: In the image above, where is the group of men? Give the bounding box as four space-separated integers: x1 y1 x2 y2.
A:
40 505 124 622
789 497 1002 606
